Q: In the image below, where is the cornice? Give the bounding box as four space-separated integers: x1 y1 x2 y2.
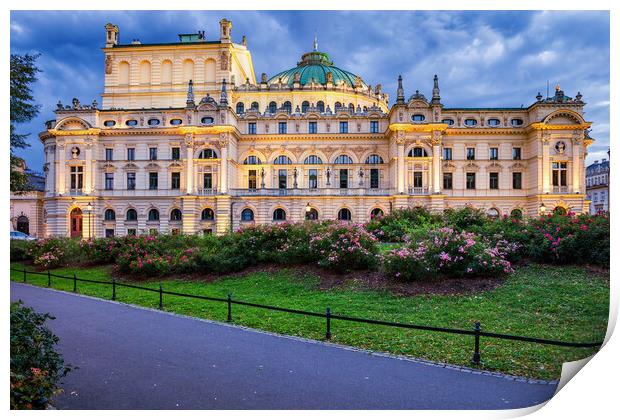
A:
528 122 591 131
240 133 385 142
389 123 449 133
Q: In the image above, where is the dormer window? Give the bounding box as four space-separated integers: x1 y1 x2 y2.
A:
442 118 455 126
147 118 160 126
511 118 524 126
170 119 182 126
103 120 116 127
488 118 500 126
201 116 214 125
411 114 426 122
125 119 138 127
464 118 477 127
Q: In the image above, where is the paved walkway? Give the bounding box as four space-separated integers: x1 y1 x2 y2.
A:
11 282 558 409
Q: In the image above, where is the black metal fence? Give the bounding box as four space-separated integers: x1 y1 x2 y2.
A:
11 267 604 367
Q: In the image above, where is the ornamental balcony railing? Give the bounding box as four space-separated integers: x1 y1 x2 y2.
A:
68 188 84 196
552 186 569 194
229 188 393 197
196 188 218 196
408 187 430 195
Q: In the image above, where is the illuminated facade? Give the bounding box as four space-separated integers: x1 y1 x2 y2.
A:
37 19 594 238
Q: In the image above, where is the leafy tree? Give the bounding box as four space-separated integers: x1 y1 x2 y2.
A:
10 53 41 192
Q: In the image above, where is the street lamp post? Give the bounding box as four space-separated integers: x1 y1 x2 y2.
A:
305 202 312 220
85 202 93 238
539 202 546 216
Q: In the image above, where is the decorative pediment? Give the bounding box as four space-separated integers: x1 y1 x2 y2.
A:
145 162 161 170
510 162 527 170
464 162 479 170
123 162 139 171
197 95 218 110
542 109 586 125
442 161 457 171
486 162 503 172
100 163 116 173
168 161 183 169
54 117 92 131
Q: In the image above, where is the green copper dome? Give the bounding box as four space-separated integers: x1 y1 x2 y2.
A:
268 43 369 89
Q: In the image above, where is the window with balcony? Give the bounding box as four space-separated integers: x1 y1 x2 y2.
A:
490 148 498 160
302 101 310 113
513 172 522 189
278 121 287 134
149 172 158 190
370 168 379 189
466 148 476 160
339 121 348 133
127 172 136 190
339 169 348 188
149 147 158 160
248 170 257 189
513 147 522 160
370 121 379 133
171 172 180 189
105 173 114 190
309 169 318 189
443 148 452 160
466 172 476 189
278 169 287 189
203 173 212 189
317 101 325 112
268 101 277 113
309 121 317 134
489 172 499 189
283 101 292 114
443 173 453 189
105 148 113 161
413 171 423 188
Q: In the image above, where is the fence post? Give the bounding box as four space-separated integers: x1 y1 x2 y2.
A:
227 294 232 322
472 321 481 365
23 267 27 283
47 271 51 287
73 273 77 292
112 278 116 301
325 307 332 340
159 282 163 310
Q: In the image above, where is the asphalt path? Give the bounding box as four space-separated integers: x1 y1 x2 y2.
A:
11 282 558 409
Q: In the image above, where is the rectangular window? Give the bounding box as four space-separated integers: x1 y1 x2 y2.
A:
370 168 379 189
339 169 348 188
171 172 180 189
105 229 115 238
70 166 83 190
443 173 453 190
309 121 317 134
489 172 499 189
512 147 522 160
490 148 498 160
466 148 476 160
199 173 211 190
248 170 257 189
466 172 476 189
443 148 452 160
171 147 180 160
413 171 423 188
513 172 522 189
105 173 114 190
149 147 158 160
309 169 318 189
149 228 158 235
278 121 287 134
127 172 136 190
552 162 567 186
278 169 287 189
127 229 137 236
370 121 379 133
127 148 135 161
149 172 158 190
248 122 257 134
339 121 348 134
105 148 113 161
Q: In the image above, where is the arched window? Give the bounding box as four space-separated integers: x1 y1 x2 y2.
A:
317 101 325 112
305 208 318 220
334 155 353 164
251 101 259 110
148 118 160 126
283 101 292 114
126 209 138 221
148 209 160 221
274 155 292 165
16 215 29 235
182 59 194 83
408 147 428 158
170 209 182 221
198 149 218 159
201 208 215 221
365 154 384 164
371 208 384 219
304 155 323 164
510 209 523 220
273 208 287 221
241 208 254 221
268 101 277 114
104 209 116 221
204 59 216 83
486 208 500 220
334 102 342 111
553 206 567 216
118 61 130 85
302 101 310 113
139 61 151 84
243 155 262 165
338 208 352 221
236 102 244 114
161 60 172 84
348 103 355 113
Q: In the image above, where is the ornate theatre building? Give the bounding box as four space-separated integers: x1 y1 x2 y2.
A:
38 19 594 238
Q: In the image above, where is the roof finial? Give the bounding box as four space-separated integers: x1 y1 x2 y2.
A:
313 33 318 52
396 75 405 104
186 79 195 108
219 78 228 106
431 74 441 104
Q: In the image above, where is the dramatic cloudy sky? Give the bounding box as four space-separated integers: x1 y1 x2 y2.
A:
10 10 610 172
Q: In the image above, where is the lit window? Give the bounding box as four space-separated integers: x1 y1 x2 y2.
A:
411 114 426 122
442 118 454 126
488 118 500 126
464 118 477 127
170 118 182 125
148 118 160 126
243 155 261 165
334 155 353 164
273 208 286 221
304 155 323 165
274 155 292 165
511 118 524 126
365 154 384 164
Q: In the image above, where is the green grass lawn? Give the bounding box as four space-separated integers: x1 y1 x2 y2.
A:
10 262 608 380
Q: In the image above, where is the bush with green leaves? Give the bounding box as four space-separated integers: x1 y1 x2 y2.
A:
365 206 443 242
27 237 81 270
10 240 31 262
11 301 71 409
309 222 379 272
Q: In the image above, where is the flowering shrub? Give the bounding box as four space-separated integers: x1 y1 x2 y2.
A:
27 238 79 270
11 301 71 409
382 228 518 281
365 207 442 242
80 238 119 265
309 222 379 272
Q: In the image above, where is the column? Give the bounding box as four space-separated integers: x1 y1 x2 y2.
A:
56 141 66 195
541 133 550 194
397 140 405 194
572 140 581 193
185 134 194 194
46 145 56 196
83 139 93 194
432 142 441 194
219 135 229 194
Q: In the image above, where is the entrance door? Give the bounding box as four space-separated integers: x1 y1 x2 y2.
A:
16 215 29 235
70 208 83 238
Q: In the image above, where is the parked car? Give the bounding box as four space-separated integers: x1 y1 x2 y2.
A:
10 231 35 241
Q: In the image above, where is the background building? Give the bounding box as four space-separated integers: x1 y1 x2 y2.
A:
586 150 610 213
29 19 595 238
10 159 46 237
